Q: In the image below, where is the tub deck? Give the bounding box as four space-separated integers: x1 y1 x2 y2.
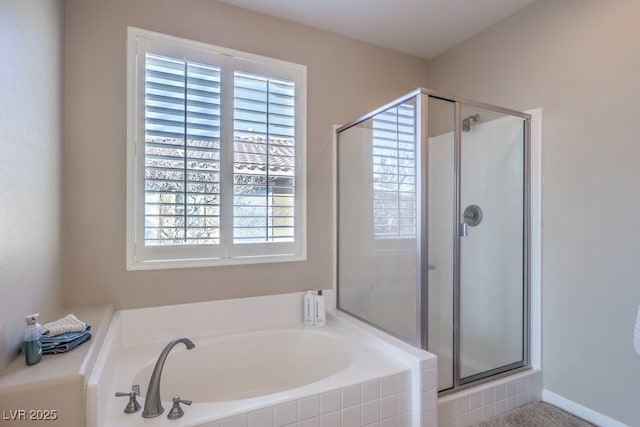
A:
87 292 437 427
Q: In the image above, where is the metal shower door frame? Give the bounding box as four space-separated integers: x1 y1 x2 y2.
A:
335 87 531 393
418 89 532 393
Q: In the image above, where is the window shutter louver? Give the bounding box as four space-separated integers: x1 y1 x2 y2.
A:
144 53 222 246
233 72 296 243
372 102 417 240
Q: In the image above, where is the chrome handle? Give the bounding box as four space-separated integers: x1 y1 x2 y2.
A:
167 396 192 420
174 397 192 406
115 385 141 414
459 222 468 237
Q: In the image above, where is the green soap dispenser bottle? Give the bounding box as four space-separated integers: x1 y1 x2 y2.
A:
24 313 42 366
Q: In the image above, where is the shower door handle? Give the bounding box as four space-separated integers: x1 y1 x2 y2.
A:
459 223 468 237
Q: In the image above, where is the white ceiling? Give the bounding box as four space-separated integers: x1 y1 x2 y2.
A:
218 0 537 59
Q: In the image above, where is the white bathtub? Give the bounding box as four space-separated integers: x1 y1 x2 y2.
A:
132 329 355 403
87 292 437 427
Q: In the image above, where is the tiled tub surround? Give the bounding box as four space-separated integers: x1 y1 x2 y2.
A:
87 292 437 427
195 372 412 427
437 370 542 427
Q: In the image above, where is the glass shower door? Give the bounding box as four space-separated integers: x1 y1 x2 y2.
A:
427 96 456 390
337 89 531 394
337 96 419 345
458 105 527 382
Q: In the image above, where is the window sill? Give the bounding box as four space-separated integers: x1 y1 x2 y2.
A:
126 252 307 271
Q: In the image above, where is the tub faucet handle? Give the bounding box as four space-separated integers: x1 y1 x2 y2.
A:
167 396 192 420
114 384 141 414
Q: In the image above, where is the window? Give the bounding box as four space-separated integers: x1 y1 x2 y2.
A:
127 28 306 269
371 101 417 240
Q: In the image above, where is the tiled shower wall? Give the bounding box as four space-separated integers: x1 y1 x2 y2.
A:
429 115 528 380
437 370 542 427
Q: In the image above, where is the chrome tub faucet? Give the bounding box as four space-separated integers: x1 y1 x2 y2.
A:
142 337 195 418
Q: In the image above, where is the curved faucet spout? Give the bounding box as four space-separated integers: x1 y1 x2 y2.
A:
142 337 195 418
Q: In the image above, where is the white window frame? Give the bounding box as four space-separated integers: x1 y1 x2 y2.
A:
126 27 307 270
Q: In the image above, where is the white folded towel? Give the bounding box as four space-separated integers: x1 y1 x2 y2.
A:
42 314 87 337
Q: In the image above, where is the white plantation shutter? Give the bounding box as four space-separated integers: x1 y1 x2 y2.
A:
233 72 296 243
144 54 222 246
127 28 306 269
371 101 417 240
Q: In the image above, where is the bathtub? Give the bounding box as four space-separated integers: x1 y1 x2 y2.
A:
87 292 437 427
131 329 355 403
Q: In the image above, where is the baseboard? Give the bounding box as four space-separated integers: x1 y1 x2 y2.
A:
542 389 628 427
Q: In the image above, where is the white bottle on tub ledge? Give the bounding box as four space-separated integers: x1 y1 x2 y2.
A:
314 290 326 327
303 290 315 326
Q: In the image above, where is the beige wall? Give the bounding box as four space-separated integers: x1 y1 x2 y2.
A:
7 1 639 422
64 0 429 309
427 0 640 424
0 0 65 372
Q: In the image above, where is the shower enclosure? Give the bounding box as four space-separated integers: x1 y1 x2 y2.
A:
336 88 530 392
